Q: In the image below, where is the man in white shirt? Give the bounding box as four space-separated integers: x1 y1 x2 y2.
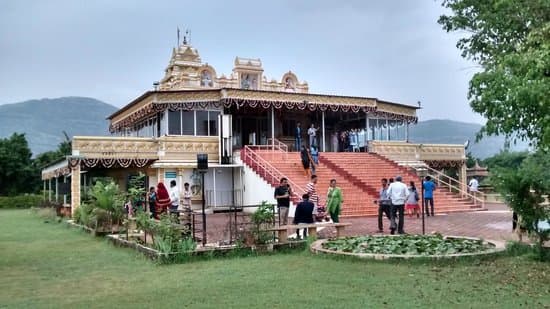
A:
387 175 409 234
169 180 180 214
468 177 479 192
307 124 318 147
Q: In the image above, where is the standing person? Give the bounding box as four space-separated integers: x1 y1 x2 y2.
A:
405 181 420 218
308 123 318 147
274 177 293 225
156 182 171 217
331 132 338 152
293 194 315 239
182 182 192 209
169 180 180 214
468 177 479 193
300 145 311 177
387 175 409 234
375 178 392 233
148 186 157 219
309 146 318 175
326 179 343 223
423 176 436 216
305 175 320 220
294 122 302 151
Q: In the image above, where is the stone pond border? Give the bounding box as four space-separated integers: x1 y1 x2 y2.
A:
310 235 506 260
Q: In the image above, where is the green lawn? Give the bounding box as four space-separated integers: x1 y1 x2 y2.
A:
0 210 549 308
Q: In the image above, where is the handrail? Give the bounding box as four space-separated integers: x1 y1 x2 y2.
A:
267 138 289 152
422 165 485 208
242 146 305 197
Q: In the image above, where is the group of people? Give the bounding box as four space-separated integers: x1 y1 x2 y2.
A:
331 128 367 152
294 122 320 151
294 122 368 153
274 175 343 238
144 180 192 219
376 175 437 234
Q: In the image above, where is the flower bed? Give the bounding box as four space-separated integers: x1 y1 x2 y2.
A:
312 234 505 259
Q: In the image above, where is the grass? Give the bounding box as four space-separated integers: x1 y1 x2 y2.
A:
0 209 549 308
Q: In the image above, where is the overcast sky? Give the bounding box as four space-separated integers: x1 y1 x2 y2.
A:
0 0 484 123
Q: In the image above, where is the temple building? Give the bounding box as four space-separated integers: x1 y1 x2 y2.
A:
42 40 476 217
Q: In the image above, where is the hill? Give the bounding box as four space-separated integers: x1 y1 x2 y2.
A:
0 97 117 156
408 119 529 159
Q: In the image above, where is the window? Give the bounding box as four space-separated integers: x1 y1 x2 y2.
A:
182 110 194 135
209 111 220 136
196 111 209 136
168 110 181 135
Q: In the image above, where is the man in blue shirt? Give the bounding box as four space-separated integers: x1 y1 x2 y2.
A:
294 122 302 151
423 176 436 216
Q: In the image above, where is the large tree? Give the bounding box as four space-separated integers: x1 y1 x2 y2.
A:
438 0 550 148
0 133 37 195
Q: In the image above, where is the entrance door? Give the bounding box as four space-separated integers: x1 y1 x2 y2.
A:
236 116 268 147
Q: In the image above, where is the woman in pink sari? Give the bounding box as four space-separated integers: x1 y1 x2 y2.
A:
155 182 171 218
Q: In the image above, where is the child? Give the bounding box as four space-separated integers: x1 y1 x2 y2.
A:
405 181 420 218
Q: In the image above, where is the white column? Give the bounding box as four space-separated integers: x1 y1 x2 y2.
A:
376 118 380 140
48 178 52 201
55 177 58 203
321 111 326 152
43 180 46 201
386 117 390 141
212 168 217 207
271 106 275 150
406 122 409 142
365 114 369 138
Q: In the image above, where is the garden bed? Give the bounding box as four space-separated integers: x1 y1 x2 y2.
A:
311 234 505 260
66 220 125 237
107 232 306 263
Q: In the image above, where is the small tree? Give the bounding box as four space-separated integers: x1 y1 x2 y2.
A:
493 150 549 259
250 201 275 245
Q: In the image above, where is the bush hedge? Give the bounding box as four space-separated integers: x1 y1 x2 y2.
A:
0 195 44 209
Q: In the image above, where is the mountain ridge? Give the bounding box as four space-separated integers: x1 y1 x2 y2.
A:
0 97 527 158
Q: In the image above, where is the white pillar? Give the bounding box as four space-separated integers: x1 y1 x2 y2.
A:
366 113 370 151
406 122 409 142
321 111 326 152
374 118 382 140
55 177 58 203
271 106 275 150
213 168 217 207
43 180 46 201
48 178 52 201
386 118 390 141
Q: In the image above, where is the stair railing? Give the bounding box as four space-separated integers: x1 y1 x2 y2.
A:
267 138 288 152
419 166 485 209
241 146 305 198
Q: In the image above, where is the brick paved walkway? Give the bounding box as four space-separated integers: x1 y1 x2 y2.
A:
318 203 517 241
202 203 518 244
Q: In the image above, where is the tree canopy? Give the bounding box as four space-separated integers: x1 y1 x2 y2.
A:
439 0 550 148
0 133 37 195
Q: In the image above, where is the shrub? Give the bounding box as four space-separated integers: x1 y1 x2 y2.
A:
0 194 43 209
250 201 275 245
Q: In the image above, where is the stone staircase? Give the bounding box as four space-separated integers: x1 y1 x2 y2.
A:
242 148 483 217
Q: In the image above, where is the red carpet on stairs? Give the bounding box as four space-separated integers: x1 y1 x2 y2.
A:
243 149 482 217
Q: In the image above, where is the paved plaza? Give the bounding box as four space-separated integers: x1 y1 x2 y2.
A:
320 203 516 241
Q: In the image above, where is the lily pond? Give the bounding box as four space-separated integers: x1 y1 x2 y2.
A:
322 234 495 256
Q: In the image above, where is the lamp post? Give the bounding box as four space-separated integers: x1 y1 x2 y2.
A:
418 167 428 235
197 153 209 246
200 171 206 246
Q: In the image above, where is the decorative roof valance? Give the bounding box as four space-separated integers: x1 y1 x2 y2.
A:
109 89 418 132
